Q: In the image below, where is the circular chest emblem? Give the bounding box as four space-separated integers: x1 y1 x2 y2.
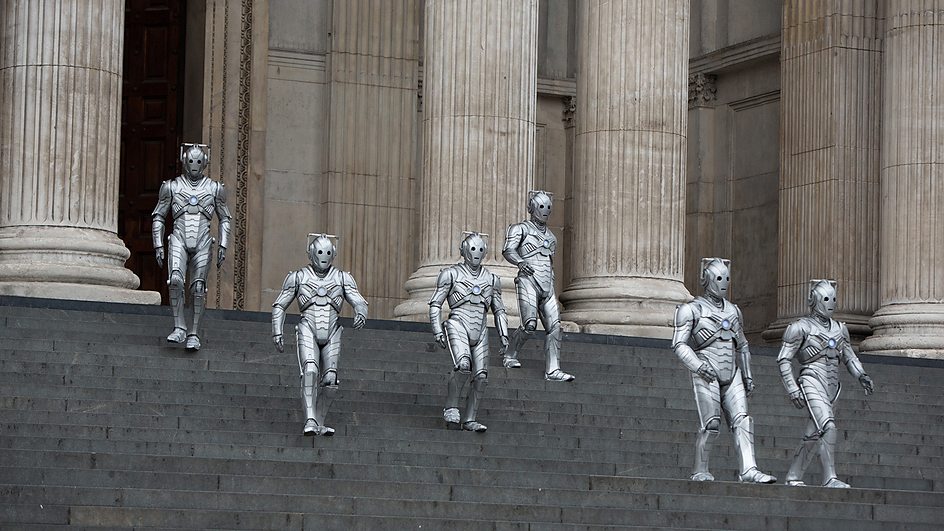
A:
316 287 327 297
827 338 837 349
188 195 199 206
721 319 731 330
471 285 482 295
543 239 551 248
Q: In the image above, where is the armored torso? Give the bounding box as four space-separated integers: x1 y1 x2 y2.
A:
295 266 346 342
167 176 223 249
511 220 556 292
444 264 498 340
795 316 845 395
688 296 741 384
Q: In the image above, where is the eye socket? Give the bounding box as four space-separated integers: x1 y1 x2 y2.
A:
188 159 194 164
318 250 323 255
716 276 722 281
327 251 331 255
726 276 730 281
471 247 476 251
824 297 830 301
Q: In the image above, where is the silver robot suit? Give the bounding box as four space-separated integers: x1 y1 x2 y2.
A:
777 279 874 488
672 258 777 483
429 232 509 433
152 143 232 351
501 190 574 381
271 234 368 437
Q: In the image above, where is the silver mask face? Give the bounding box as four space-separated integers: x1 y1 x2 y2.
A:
460 233 488 268
181 145 208 179
308 236 336 273
528 191 553 224
700 258 731 300
808 279 838 319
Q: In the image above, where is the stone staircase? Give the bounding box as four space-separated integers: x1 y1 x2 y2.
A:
0 295 943 529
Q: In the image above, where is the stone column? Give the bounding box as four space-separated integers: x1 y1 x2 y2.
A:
0 0 160 305
394 0 537 321
861 1 944 358
763 0 882 342
324 0 419 319
559 0 691 338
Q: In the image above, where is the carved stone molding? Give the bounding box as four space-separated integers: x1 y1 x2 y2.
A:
688 73 717 108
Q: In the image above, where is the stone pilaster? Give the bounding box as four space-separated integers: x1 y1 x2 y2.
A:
764 0 883 342
559 0 691 337
0 0 159 304
861 1 944 358
394 0 538 322
324 0 419 319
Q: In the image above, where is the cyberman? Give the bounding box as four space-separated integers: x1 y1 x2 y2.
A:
271 234 368 437
429 232 509 432
152 143 231 351
777 280 874 488
672 258 776 483
501 190 574 382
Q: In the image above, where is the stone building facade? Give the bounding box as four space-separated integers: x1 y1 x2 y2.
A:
1 0 942 358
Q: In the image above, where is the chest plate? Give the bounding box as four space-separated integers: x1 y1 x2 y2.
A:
170 177 216 220
518 222 557 259
691 298 739 350
447 268 494 309
297 267 344 312
798 318 844 364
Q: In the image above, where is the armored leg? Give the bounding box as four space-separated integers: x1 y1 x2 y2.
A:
505 277 539 368
540 293 573 381
690 375 722 480
314 326 342 436
723 374 776 483
185 240 212 350
785 419 819 486
443 320 472 428
166 235 188 343
798 377 846 486
462 334 489 432
296 322 322 436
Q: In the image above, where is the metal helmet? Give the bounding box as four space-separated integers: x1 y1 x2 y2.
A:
700 257 731 300
180 143 209 179
807 279 838 319
528 190 554 224
307 233 337 273
459 232 488 268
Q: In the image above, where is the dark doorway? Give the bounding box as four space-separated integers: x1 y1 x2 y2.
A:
119 0 186 303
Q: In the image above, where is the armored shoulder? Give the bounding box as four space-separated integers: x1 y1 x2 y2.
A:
674 301 697 326
782 319 810 344
340 270 358 287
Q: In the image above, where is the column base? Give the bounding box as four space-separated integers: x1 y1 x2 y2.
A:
859 303 944 359
559 276 692 339
393 262 522 323
0 226 160 305
762 312 873 345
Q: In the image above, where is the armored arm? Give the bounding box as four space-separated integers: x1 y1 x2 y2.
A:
151 180 173 250
428 268 452 339
341 271 369 328
214 182 232 250
777 321 804 403
502 223 534 275
271 271 299 341
672 303 714 381
839 323 873 394
490 273 509 340
734 306 754 390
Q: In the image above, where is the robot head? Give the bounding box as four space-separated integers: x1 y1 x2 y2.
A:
528 190 554 224
180 143 209 179
307 233 338 273
700 257 731 300
459 232 488 268
807 279 838 319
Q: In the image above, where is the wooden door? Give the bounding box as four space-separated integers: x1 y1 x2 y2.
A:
118 0 185 303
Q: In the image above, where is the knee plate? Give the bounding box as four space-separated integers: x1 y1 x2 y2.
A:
523 320 537 333
704 417 721 433
191 279 206 295
168 271 185 291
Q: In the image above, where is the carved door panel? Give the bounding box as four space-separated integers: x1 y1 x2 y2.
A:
119 0 185 303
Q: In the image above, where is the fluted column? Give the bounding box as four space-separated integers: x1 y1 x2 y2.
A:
559 0 691 337
394 0 537 321
325 0 419 319
0 0 159 304
861 1 944 358
763 0 882 342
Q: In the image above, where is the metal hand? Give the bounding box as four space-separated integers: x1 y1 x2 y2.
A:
435 333 447 349
789 390 805 409
518 261 535 276
859 374 874 395
695 362 717 383
155 247 165 269
217 246 226 268
743 377 755 397
273 334 284 353
353 314 366 329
